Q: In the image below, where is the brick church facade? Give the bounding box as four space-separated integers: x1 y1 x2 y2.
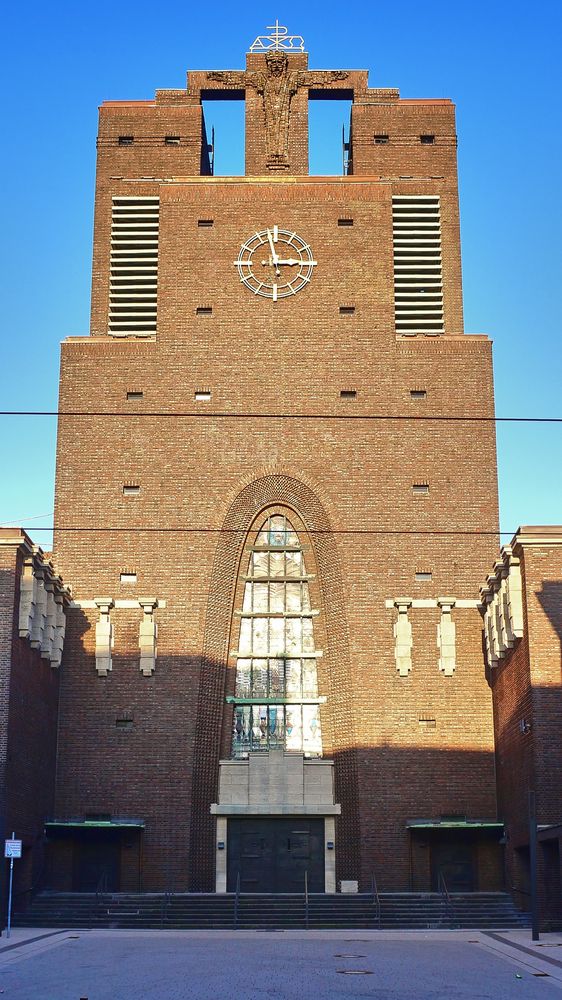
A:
1 28 560 918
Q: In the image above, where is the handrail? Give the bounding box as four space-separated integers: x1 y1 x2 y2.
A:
511 884 531 912
13 862 47 902
234 871 240 930
304 870 309 930
160 889 171 928
371 872 381 929
94 870 109 930
95 870 108 903
438 871 454 926
511 884 531 896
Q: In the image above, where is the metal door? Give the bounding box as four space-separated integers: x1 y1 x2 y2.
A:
74 838 120 891
227 818 325 892
431 841 475 892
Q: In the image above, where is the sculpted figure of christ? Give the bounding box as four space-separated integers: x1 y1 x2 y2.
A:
208 52 348 165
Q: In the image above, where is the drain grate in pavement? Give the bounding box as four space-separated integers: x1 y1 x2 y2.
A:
337 970 373 976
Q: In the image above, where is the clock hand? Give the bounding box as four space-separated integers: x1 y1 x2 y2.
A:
266 229 280 274
275 258 318 267
260 259 284 277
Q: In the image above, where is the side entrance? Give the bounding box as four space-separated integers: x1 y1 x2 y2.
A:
227 818 325 893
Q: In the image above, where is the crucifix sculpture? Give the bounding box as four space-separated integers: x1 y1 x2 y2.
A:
207 52 348 170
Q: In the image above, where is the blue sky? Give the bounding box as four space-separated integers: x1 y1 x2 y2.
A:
1 0 560 549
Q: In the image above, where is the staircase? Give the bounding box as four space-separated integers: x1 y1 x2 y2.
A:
13 891 530 930
378 892 531 930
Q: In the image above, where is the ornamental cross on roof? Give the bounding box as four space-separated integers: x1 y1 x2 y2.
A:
249 21 305 53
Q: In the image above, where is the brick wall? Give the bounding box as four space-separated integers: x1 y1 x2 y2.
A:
0 538 60 913
489 530 562 920
0 545 17 918
52 58 501 892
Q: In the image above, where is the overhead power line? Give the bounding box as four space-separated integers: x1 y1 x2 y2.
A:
18 526 523 537
0 410 561 423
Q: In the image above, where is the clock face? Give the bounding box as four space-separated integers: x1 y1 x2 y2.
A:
236 226 317 301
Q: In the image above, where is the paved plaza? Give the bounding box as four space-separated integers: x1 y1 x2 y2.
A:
0 928 561 999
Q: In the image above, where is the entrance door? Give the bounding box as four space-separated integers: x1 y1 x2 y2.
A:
431 841 475 892
227 818 325 892
74 838 120 891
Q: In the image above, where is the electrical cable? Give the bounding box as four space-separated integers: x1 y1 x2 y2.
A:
15 526 533 536
0 411 560 422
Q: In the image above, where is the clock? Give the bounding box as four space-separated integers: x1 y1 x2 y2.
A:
235 226 317 301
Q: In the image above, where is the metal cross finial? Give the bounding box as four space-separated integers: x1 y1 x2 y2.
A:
248 21 305 52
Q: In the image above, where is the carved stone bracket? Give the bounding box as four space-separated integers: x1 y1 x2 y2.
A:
18 548 70 668
387 595 477 677
393 599 413 677
94 598 114 677
40 578 56 661
30 566 48 649
89 598 161 677
50 594 67 668
18 556 38 639
437 598 456 676
480 546 524 669
138 598 158 677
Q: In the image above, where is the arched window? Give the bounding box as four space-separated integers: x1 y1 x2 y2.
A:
231 513 323 757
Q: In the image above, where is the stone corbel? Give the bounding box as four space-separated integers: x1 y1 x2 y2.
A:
138 598 158 677
94 598 114 677
490 561 508 656
18 556 37 639
437 598 456 676
50 593 67 669
499 571 514 648
393 599 413 676
480 588 498 670
40 579 57 660
480 548 524 670
486 575 502 663
505 552 524 638
30 567 47 649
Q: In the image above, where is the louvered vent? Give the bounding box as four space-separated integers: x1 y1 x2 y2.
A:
392 195 444 334
109 197 159 335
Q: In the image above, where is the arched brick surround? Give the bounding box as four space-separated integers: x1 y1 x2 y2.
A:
189 473 360 890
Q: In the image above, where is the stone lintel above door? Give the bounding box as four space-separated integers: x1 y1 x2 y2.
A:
211 749 341 815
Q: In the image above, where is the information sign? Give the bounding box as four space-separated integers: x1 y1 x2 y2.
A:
4 839 22 859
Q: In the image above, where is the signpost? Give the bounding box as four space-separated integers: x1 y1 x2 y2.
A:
4 834 22 939
529 792 540 941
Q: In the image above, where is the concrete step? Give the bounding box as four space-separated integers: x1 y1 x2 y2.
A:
13 891 530 930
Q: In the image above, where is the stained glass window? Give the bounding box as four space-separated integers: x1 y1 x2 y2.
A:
231 514 322 758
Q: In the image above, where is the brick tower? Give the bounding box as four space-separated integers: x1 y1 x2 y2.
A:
50 25 502 895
